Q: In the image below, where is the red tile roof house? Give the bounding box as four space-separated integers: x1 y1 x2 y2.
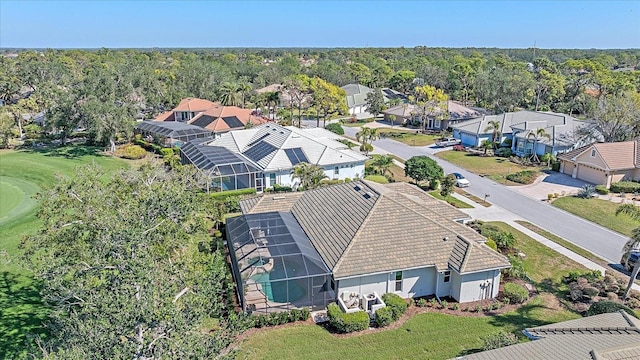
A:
559 139 640 188
154 98 270 137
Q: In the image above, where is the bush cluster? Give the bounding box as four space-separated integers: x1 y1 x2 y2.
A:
327 303 370 333
503 283 528 304
253 308 310 328
595 185 609 195
577 184 596 198
506 170 537 185
115 144 147 159
373 307 394 327
482 332 519 350
325 123 344 135
587 300 637 318
481 226 516 253
494 148 512 158
264 184 293 193
209 188 257 199
610 181 640 194
381 293 407 321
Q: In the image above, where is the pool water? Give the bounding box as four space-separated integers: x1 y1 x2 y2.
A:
250 261 306 303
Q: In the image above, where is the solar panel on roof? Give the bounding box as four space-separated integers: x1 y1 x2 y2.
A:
284 148 309 165
191 115 216 129
222 116 244 129
243 141 276 163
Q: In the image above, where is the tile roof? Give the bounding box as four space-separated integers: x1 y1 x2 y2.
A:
238 180 509 279
382 101 482 121
450 110 596 147
456 311 640 360
154 97 270 133
200 123 368 172
558 140 639 170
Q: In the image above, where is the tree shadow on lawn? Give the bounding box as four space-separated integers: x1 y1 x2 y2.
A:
20 145 105 159
0 271 49 359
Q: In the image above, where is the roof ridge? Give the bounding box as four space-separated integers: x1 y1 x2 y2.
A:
455 235 472 272
620 310 640 328
529 326 640 334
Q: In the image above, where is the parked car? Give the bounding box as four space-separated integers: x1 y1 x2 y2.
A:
621 251 640 272
435 137 462 147
451 172 470 187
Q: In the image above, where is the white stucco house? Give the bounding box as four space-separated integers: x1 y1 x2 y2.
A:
180 123 367 192
341 84 408 116
450 110 598 156
227 180 510 314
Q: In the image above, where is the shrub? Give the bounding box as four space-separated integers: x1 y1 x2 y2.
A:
582 286 600 298
428 298 438 307
503 283 529 304
209 188 257 199
565 270 602 283
381 293 407 321
159 148 174 157
495 148 512 158
440 300 448 309
374 307 394 327
482 229 516 253
482 332 519 350
452 303 460 310
551 162 561 172
610 181 640 194
474 305 482 312
595 185 609 195
325 123 344 135
327 303 370 333
115 144 147 159
577 184 596 198
452 144 465 151
503 255 526 279
502 297 510 305
587 301 637 318
485 238 498 251
416 298 428 307
506 170 537 184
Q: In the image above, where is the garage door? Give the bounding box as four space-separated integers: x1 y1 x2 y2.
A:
577 164 606 185
460 133 477 147
561 161 574 176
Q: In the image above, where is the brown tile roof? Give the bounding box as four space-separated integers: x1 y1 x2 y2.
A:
153 110 175 121
238 180 509 279
559 140 639 171
456 311 640 360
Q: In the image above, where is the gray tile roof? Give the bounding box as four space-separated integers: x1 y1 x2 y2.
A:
456 311 640 360
238 181 509 279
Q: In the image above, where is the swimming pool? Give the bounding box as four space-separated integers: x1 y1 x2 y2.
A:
249 260 306 303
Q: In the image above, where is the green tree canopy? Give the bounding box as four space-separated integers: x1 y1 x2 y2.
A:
404 156 443 187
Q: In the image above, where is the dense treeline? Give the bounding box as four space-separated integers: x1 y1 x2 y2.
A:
1 47 639 148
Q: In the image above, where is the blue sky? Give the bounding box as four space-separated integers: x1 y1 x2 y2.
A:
1 0 639 49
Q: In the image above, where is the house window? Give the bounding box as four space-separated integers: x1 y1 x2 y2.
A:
434 119 441 129
394 271 403 292
334 166 339 175
443 271 451 283
591 149 596 157
269 173 276 185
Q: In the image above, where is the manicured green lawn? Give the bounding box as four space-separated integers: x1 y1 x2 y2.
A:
236 221 581 360
0 146 129 359
551 197 639 237
378 128 440 146
429 191 473 208
435 151 540 185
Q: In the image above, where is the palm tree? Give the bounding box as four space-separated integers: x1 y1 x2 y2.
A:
266 91 280 121
220 82 241 106
480 139 493 155
370 155 394 178
356 127 380 156
484 120 502 149
238 82 252 108
616 203 640 298
290 162 327 190
526 128 551 163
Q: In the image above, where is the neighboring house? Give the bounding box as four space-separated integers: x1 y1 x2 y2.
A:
382 101 483 130
134 121 213 147
457 310 640 360
227 180 510 313
450 110 597 156
180 123 367 192
341 84 408 116
558 139 640 188
255 83 288 105
154 97 269 137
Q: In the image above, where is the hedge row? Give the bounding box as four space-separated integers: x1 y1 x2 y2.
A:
325 123 344 135
327 303 370 333
209 188 257 199
595 185 609 195
381 293 407 321
253 308 310 328
610 181 640 194
506 170 538 185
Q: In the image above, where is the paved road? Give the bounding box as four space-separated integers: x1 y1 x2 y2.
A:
338 125 629 263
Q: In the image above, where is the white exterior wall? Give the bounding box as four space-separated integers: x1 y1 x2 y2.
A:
337 267 437 299
452 270 502 303
264 163 365 188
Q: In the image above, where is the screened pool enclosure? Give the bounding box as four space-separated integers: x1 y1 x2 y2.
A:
226 212 334 314
135 121 213 147
180 141 263 192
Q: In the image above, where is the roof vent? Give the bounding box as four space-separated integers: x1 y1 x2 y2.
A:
443 237 449 241
363 192 372 199
280 131 284 134
272 196 285 200
354 185 361 191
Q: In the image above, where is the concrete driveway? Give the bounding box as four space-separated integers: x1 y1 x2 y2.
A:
512 172 590 201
